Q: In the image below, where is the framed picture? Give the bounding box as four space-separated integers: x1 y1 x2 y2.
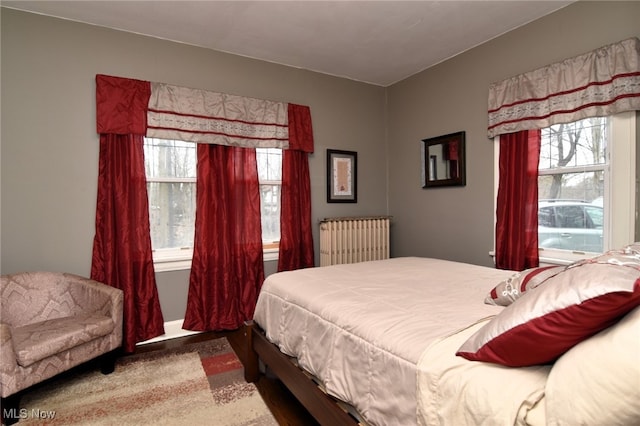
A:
327 149 357 203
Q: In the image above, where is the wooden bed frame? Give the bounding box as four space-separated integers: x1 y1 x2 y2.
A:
243 321 361 426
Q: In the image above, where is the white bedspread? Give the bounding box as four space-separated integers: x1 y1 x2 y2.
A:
416 318 550 426
253 257 514 426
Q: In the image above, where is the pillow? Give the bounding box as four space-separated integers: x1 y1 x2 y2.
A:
623 242 640 254
545 306 640 425
568 244 640 269
457 262 640 367
484 265 564 306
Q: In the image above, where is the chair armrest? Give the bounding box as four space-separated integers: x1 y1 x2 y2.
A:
0 323 18 374
62 273 123 318
62 274 124 347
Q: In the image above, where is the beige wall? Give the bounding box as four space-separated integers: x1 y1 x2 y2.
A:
2 2 639 321
387 1 640 266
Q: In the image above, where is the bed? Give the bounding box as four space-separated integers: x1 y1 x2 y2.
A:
245 247 640 426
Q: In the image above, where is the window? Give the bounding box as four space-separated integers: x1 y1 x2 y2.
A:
537 117 607 254
144 139 282 271
144 138 197 270
256 148 282 249
494 111 636 265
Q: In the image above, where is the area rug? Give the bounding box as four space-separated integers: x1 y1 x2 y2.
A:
18 338 278 425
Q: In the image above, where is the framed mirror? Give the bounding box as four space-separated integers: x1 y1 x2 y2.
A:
422 131 466 188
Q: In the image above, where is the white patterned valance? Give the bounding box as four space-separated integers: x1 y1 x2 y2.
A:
147 83 289 149
488 37 640 138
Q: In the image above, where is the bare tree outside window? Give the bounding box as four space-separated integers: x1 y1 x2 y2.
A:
539 117 607 201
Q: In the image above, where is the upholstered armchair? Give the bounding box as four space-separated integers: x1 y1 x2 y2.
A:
0 272 123 424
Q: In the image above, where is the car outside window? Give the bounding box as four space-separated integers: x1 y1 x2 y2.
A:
538 201 604 253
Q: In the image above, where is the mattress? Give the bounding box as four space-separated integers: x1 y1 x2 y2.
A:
253 257 514 426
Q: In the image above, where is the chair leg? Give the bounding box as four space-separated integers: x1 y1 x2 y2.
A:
100 350 118 375
1 393 22 425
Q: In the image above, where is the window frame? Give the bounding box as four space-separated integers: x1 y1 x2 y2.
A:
492 111 636 265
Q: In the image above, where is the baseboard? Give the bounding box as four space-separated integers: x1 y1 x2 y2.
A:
136 319 201 346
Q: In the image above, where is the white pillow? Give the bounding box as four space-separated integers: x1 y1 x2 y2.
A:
545 306 640 425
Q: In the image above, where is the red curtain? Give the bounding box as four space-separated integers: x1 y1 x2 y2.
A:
277 104 315 271
95 75 315 337
495 130 541 270
90 134 165 352
278 149 315 271
183 145 265 331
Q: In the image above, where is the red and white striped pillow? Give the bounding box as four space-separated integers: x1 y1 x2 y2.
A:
458 261 640 367
484 265 564 306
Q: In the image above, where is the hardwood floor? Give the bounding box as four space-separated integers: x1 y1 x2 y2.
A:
132 328 319 426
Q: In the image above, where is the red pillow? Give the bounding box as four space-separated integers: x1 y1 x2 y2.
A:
457 262 640 367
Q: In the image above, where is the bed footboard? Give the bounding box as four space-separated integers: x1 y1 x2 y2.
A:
244 321 359 426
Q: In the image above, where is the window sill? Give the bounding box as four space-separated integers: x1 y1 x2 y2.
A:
154 248 279 272
537 248 599 266
488 249 598 267
263 247 279 262
154 258 192 273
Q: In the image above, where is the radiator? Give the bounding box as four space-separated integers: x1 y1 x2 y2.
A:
319 216 391 266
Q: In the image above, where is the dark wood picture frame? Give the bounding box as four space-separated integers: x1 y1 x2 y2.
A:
422 131 466 188
327 149 357 203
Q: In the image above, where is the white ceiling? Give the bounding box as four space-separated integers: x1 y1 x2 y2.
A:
2 0 575 86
